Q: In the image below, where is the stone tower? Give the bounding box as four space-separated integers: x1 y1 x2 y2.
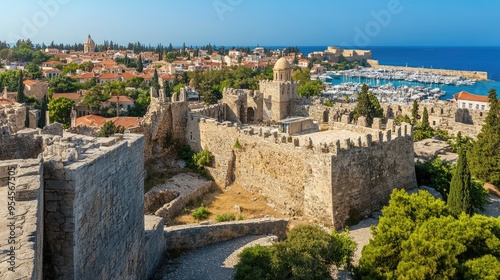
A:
83 34 96 53
259 57 298 120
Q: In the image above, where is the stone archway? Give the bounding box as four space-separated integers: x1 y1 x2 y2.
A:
247 107 255 123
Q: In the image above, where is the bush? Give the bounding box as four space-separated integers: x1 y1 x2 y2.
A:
192 204 210 220
192 149 212 168
215 213 236 222
235 225 356 280
324 99 333 107
99 121 125 137
234 139 242 149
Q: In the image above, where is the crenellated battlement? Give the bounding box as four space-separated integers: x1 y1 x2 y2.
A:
196 115 413 156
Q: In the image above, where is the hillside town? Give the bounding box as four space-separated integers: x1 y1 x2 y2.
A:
1 35 500 280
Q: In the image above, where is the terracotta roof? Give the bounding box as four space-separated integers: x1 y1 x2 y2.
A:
453 91 489 103
160 74 175 80
107 96 134 104
140 74 152 80
78 73 94 79
23 80 38 86
99 73 119 79
52 93 81 102
121 72 136 79
76 115 142 129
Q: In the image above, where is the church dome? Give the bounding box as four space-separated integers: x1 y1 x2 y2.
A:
84 35 95 45
273 57 291 70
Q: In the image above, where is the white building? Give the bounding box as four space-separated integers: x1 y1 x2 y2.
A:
454 91 490 111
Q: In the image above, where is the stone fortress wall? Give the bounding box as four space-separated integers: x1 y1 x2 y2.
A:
0 134 44 280
0 102 27 134
43 133 146 280
186 111 416 228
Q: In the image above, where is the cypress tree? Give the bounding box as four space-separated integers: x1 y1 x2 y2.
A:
469 89 500 186
16 70 25 103
411 99 420 124
38 94 48 128
152 69 159 92
448 149 473 216
421 107 430 130
136 55 143 73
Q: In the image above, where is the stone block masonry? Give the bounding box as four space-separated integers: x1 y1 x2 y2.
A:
0 158 44 280
43 133 146 280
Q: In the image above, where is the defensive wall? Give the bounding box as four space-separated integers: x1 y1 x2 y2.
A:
186 112 416 228
367 60 488 80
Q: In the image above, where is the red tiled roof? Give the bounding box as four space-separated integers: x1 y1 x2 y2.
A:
160 74 175 80
23 80 38 86
107 96 134 104
76 115 142 129
121 72 136 80
78 73 94 79
140 74 152 80
99 73 119 79
453 91 489 103
52 93 81 102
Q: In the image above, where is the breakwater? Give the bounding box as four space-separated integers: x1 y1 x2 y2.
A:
368 59 488 81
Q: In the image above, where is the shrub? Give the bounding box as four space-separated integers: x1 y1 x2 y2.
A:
215 213 236 222
192 204 210 220
324 99 333 107
238 214 244 220
192 149 212 168
99 121 125 137
234 138 242 149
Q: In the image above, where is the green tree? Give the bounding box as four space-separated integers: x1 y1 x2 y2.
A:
37 94 48 128
291 67 311 84
421 107 430 130
25 62 42 79
136 55 143 72
99 121 125 137
353 84 383 126
16 70 25 103
469 89 500 187
0 70 21 92
152 68 160 92
235 225 356 280
298 80 324 98
192 149 212 168
447 149 473 216
411 99 420 124
48 97 75 128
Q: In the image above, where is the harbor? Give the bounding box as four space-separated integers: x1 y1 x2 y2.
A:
317 67 499 103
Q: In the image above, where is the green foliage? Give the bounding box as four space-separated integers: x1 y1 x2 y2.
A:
353 84 383 126
98 121 125 137
324 99 333 107
16 70 25 103
421 107 430 130
356 190 500 280
447 149 473 216
291 67 311 84
0 70 22 92
192 204 210 220
415 157 453 200
37 94 48 128
411 100 420 124
47 75 78 94
234 138 242 149
25 62 42 79
215 213 236 222
394 114 411 125
356 190 450 279
448 131 473 153
469 88 500 187
136 55 143 72
48 97 75 128
235 225 356 280
463 255 500 280
192 149 212 168
298 80 325 98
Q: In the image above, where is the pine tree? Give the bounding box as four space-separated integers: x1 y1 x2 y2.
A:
448 149 473 216
136 55 143 73
469 89 500 186
411 99 420 124
421 107 430 130
16 70 25 103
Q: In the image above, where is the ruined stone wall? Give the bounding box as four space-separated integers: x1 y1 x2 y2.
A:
142 98 188 161
0 158 44 280
222 88 263 124
329 124 417 228
43 134 146 280
164 218 288 251
0 103 26 134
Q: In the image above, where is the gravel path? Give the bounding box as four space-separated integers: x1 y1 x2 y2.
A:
153 235 273 280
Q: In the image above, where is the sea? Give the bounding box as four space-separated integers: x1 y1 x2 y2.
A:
273 46 500 100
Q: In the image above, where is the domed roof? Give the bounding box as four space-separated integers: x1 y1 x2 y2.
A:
84 35 95 45
273 57 291 70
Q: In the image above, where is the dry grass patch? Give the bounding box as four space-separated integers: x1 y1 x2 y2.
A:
173 183 285 225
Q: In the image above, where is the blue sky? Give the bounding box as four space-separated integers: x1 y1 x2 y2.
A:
1 0 499 47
